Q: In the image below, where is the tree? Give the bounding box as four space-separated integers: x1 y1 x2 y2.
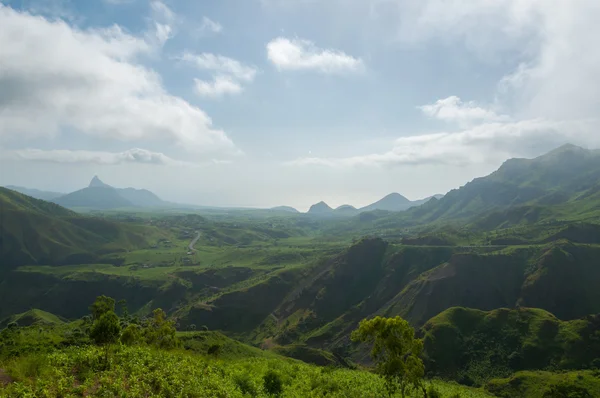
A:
120 324 142 346
143 308 179 349
89 311 121 366
90 295 116 321
351 316 425 398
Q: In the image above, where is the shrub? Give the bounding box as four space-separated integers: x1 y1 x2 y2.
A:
263 370 283 396
427 385 443 398
233 372 258 396
208 344 222 357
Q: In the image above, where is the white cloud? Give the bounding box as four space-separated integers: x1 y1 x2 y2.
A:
179 52 257 82
11 148 186 166
419 96 508 127
267 37 364 74
148 0 176 46
179 52 257 98
0 5 236 157
198 16 223 35
287 119 599 168
194 76 243 98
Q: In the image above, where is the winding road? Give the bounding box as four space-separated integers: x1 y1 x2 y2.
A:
188 231 201 252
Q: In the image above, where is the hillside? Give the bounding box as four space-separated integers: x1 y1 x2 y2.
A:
0 188 166 271
421 307 600 385
406 144 600 225
0 309 64 329
4 185 64 201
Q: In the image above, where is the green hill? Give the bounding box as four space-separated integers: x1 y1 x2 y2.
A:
0 309 65 329
485 370 600 398
0 187 166 270
421 307 600 385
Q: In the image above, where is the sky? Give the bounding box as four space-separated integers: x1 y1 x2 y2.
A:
1 0 600 210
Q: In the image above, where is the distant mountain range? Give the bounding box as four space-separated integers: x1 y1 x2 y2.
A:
5 186 65 201
306 193 444 216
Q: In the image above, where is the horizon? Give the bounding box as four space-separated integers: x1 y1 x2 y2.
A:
4 142 592 212
1 1 600 210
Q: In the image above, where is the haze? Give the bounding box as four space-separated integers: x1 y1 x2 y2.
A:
1 0 600 210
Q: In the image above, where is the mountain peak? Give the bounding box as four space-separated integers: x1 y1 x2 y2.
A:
308 201 333 214
381 192 410 203
89 175 111 188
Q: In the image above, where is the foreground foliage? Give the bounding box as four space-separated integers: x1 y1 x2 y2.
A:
0 345 491 397
352 316 425 397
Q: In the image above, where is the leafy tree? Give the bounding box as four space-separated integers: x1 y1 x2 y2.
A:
90 295 116 321
120 324 142 346
89 311 121 366
143 308 179 349
351 316 425 398
118 299 129 319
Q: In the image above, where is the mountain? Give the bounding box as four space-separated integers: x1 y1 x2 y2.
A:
89 175 111 188
117 187 164 207
53 186 134 209
407 144 600 225
4 185 65 201
0 187 164 270
51 176 165 209
307 201 333 214
270 206 299 213
360 193 444 213
334 204 357 215
360 192 411 212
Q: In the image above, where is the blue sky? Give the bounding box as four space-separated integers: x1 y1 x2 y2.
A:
1 0 599 210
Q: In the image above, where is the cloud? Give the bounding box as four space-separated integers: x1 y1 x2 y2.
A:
0 5 236 157
148 0 176 46
198 16 222 35
286 119 600 168
11 148 188 166
179 52 257 82
194 76 243 98
179 52 257 98
419 96 508 127
267 37 364 74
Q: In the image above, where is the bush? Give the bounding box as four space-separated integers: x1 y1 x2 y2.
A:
263 370 283 396
233 372 258 396
427 385 443 398
208 344 222 357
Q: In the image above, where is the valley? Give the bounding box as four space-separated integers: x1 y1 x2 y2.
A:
1 144 600 397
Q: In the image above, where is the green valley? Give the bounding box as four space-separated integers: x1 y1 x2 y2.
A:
1 145 600 397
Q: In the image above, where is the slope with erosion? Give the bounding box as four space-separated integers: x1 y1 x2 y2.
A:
421 307 600 385
174 237 600 364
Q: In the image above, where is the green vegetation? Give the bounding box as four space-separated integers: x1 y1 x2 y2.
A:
2 145 600 396
485 370 600 398
422 307 600 385
352 316 425 397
